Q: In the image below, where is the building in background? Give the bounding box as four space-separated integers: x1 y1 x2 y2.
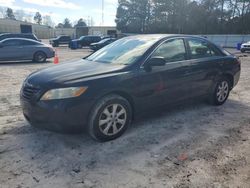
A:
0 18 119 39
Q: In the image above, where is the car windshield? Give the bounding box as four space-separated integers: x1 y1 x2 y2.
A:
79 36 85 40
86 37 159 65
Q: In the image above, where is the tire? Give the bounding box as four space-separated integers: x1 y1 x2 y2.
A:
88 94 132 142
77 43 82 49
241 49 245 53
34 51 47 63
209 77 231 106
53 42 59 47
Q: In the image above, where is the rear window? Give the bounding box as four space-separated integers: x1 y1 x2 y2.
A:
188 38 220 59
20 40 39 45
2 39 21 46
23 35 35 40
60 36 70 40
0 34 10 41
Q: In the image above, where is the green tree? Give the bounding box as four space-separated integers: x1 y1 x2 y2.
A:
115 0 151 33
56 23 64 28
63 18 72 28
34 12 42 24
115 0 250 34
74 18 87 27
5 8 15 20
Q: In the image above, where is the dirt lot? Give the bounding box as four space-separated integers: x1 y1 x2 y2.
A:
0 45 249 188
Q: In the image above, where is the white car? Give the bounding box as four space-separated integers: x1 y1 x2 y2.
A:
241 41 250 53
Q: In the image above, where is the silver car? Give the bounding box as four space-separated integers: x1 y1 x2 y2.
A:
240 41 250 53
0 38 55 63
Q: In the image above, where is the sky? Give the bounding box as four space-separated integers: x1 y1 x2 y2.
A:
0 0 118 26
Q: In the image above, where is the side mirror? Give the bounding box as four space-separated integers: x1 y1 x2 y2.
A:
146 56 166 67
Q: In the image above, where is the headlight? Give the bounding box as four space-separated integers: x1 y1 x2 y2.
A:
40 87 87 101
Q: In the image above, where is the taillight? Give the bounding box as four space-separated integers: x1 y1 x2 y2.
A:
236 57 241 65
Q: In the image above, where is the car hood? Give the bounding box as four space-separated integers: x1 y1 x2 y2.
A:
27 59 126 87
90 43 98 46
242 42 250 45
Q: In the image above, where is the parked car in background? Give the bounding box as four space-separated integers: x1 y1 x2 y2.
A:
240 41 250 53
49 35 71 47
69 35 101 49
20 35 240 142
90 38 116 51
0 38 55 63
0 33 40 42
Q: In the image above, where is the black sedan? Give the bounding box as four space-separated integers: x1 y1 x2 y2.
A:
90 38 116 51
69 36 101 49
20 35 241 141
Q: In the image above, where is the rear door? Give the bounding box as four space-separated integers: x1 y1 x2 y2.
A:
18 40 38 60
183 37 224 97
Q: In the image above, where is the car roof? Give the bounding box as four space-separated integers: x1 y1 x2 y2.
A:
124 34 207 41
1 37 41 43
82 35 101 37
0 33 11 36
0 33 34 36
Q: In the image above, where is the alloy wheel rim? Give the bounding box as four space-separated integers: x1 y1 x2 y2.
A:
37 54 45 62
99 104 127 136
216 81 229 102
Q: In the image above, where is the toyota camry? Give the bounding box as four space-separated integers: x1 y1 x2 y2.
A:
20 35 241 141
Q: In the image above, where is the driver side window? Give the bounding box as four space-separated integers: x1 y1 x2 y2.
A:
152 38 186 63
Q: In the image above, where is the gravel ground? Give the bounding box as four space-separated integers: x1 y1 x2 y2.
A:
0 46 249 188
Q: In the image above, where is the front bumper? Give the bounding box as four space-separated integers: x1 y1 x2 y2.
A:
233 68 241 88
241 47 250 51
47 51 55 59
20 96 95 132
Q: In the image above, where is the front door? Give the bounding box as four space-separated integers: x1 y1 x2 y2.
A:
149 38 191 104
135 38 191 109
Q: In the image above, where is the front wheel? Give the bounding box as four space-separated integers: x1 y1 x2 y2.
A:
88 94 132 142
209 77 231 105
34 51 47 63
241 49 245 53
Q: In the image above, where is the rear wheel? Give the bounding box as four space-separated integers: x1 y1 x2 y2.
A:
88 94 132 142
34 51 47 63
209 77 231 105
